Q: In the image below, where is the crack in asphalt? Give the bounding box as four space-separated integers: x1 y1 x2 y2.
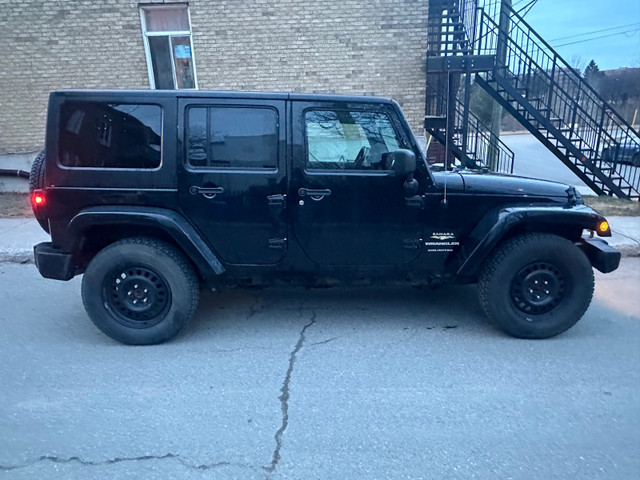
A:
0 453 259 473
264 311 317 474
311 336 338 346
246 296 264 320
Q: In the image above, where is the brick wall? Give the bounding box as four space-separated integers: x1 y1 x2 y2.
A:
0 0 428 153
0 0 150 154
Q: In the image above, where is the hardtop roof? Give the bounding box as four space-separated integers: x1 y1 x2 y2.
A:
52 89 396 105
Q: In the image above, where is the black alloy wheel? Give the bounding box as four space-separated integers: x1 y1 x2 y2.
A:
510 261 565 316
103 266 172 328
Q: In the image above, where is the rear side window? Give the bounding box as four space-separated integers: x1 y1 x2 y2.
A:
59 102 162 169
186 106 278 169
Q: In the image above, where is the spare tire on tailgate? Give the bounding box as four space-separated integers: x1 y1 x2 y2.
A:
29 150 49 233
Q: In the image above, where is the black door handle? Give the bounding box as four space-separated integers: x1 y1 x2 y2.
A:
298 188 332 198
189 186 224 198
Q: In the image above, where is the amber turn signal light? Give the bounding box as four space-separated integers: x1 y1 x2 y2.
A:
598 221 609 233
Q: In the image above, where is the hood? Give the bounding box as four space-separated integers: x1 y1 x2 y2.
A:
457 170 573 199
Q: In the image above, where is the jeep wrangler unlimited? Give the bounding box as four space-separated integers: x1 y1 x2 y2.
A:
31 90 620 344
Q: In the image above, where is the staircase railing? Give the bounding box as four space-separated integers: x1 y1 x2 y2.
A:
427 0 477 56
473 3 640 197
426 88 515 173
453 95 515 172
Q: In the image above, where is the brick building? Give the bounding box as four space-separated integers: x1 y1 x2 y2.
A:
0 0 429 159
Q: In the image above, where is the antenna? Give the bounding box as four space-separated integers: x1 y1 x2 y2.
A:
442 74 452 207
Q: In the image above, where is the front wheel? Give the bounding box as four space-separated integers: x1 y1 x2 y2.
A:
478 233 594 339
82 238 199 345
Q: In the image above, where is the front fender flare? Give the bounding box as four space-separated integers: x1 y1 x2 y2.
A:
456 205 609 277
67 206 225 278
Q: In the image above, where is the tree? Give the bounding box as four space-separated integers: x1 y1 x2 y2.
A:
584 60 600 83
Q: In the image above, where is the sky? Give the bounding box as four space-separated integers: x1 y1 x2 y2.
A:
515 0 640 71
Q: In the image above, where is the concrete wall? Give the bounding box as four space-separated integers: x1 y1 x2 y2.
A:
0 0 428 191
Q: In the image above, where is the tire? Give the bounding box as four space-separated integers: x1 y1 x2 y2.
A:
29 150 49 232
81 237 199 345
632 153 640 168
28 150 46 192
478 233 594 339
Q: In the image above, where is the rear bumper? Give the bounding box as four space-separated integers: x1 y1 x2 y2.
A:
34 242 75 280
578 237 621 274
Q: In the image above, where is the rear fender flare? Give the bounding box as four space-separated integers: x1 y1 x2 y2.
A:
67 206 225 279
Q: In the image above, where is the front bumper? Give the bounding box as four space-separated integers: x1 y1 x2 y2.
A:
34 242 75 280
578 237 621 274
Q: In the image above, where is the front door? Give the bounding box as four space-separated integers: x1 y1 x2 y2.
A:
290 101 423 266
178 98 287 265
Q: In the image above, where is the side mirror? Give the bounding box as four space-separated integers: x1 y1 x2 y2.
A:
383 149 416 177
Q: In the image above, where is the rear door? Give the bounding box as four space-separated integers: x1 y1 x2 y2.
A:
177 97 287 265
289 100 423 266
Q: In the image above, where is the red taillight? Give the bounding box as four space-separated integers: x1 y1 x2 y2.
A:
31 190 46 208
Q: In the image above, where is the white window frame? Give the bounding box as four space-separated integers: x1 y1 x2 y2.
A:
139 4 199 90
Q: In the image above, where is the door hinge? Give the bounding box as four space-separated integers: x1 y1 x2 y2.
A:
268 237 287 250
403 238 422 250
267 194 286 208
405 195 424 209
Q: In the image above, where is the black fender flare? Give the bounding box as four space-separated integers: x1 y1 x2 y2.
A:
67 206 225 279
456 205 610 277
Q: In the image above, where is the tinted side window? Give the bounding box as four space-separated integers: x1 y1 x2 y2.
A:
186 106 278 169
59 102 162 168
305 110 401 171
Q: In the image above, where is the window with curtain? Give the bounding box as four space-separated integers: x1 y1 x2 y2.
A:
140 5 197 89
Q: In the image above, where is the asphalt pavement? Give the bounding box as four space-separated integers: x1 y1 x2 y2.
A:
0 259 639 479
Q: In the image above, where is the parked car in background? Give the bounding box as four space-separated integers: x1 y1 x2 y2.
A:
602 132 640 167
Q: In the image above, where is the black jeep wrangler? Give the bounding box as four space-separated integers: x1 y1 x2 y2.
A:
31 90 620 344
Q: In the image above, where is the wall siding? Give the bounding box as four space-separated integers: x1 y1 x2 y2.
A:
0 0 428 153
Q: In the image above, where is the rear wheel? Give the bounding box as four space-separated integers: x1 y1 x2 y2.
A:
478 233 594 339
82 238 199 345
632 152 640 168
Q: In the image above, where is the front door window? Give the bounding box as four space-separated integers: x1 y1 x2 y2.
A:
305 110 401 171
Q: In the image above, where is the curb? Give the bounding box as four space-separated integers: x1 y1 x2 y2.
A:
0 249 35 264
615 244 640 258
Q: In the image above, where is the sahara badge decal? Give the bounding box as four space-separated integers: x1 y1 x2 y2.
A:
425 232 460 252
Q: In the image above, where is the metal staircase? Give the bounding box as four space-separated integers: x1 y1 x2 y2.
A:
426 0 640 199
425 89 514 172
